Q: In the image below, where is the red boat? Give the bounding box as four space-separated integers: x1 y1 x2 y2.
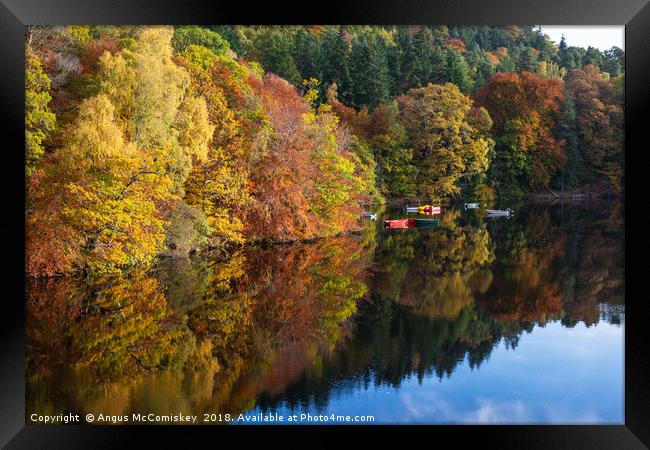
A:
384 218 416 229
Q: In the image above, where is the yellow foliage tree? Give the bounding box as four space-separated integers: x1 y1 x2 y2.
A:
180 47 252 245
398 83 493 200
174 96 214 163
58 95 174 273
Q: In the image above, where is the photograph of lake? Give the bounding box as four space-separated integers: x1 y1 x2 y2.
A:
25 25 624 425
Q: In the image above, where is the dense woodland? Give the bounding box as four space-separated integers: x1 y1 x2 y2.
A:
25 25 625 276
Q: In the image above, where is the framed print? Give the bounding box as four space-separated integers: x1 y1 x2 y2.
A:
1 0 648 447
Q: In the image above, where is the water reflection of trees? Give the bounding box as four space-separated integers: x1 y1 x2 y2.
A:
26 202 624 420
256 297 521 414
558 203 625 327
481 202 624 327
255 203 624 412
374 209 495 320
27 271 188 380
26 233 375 419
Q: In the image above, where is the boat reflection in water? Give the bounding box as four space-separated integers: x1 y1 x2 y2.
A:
485 208 513 218
26 201 624 424
384 218 440 228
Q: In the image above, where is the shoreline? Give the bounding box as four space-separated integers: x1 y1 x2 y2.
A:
26 189 622 279
26 228 368 280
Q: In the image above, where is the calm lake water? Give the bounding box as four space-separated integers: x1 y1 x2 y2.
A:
26 201 625 425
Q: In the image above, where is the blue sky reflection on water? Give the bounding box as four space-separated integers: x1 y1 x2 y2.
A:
247 319 624 424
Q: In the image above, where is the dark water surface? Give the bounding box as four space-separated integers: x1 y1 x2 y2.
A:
26 201 624 424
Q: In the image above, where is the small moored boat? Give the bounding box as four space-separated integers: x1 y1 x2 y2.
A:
384 218 416 229
464 202 480 209
405 205 441 214
362 211 377 220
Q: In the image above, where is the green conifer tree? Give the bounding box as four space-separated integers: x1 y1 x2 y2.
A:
410 28 434 86
350 36 391 108
447 51 473 92
292 27 320 81
320 27 353 104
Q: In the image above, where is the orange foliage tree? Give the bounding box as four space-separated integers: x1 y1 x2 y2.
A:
475 71 566 196
79 36 120 75
245 74 373 241
564 65 624 190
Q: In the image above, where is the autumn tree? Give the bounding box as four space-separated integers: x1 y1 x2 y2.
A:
373 123 418 197
79 36 120 75
341 101 420 197
179 46 252 246
564 65 624 190
98 26 214 193
475 71 566 197
536 61 566 80
307 104 367 226
241 73 318 241
131 28 191 184
26 93 177 275
398 83 493 200
242 73 375 240
171 26 231 55
25 46 56 178
55 94 175 273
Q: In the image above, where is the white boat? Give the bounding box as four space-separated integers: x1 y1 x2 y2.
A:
464 202 480 209
362 212 377 220
485 208 513 217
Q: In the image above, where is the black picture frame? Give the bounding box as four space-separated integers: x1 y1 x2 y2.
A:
1 0 648 447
